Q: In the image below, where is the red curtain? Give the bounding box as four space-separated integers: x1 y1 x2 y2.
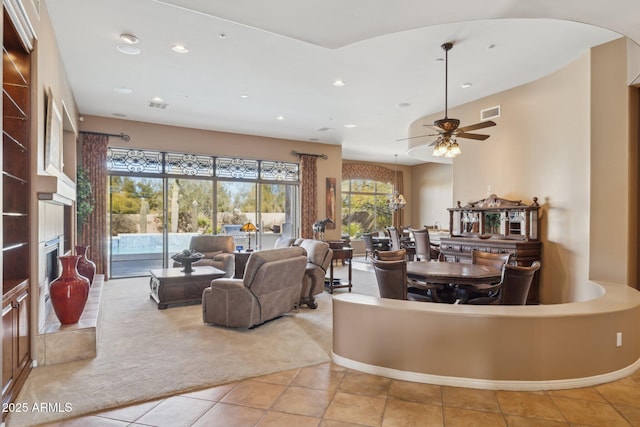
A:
80 133 109 277
300 155 318 238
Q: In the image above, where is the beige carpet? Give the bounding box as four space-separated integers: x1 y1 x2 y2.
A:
8 261 377 427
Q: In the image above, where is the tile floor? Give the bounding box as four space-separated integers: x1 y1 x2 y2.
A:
39 361 640 427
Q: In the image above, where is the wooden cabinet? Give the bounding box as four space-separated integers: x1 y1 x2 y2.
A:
2 10 31 409
441 194 542 303
2 282 30 403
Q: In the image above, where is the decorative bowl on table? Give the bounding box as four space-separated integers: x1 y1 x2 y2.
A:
171 249 204 273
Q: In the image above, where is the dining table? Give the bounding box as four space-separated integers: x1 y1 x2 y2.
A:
406 261 502 303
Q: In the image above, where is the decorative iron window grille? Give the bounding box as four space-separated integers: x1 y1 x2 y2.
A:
260 160 299 182
107 148 163 173
106 147 299 183
165 152 214 177
215 157 259 180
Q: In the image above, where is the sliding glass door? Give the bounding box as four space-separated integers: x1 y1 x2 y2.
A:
166 177 215 260
106 148 300 278
109 175 164 277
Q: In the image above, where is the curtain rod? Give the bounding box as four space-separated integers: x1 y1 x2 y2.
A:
80 131 131 142
291 150 328 160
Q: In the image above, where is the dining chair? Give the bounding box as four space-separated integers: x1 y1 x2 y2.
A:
370 258 432 302
409 227 440 261
386 226 402 251
467 261 541 305
362 232 379 260
373 249 406 261
468 250 511 297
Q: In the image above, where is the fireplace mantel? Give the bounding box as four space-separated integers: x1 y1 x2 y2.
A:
37 173 75 206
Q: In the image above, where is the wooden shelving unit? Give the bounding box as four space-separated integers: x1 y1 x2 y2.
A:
2 9 32 410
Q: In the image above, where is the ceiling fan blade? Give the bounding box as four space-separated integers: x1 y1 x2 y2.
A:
395 134 430 142
456 132 490 141
457 120 496 133
396 132 439 142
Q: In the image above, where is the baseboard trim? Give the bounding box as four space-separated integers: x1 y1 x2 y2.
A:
331 352 640 391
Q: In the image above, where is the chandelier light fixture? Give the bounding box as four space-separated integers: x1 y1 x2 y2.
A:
387 154 406 211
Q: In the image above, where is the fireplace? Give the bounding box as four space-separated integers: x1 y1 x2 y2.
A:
43 237 60 303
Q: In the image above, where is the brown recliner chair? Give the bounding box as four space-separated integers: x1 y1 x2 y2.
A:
202 247 308 328
297 239 333 309
174 235 235 277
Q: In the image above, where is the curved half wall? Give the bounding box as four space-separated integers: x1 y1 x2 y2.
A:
332 282 640 390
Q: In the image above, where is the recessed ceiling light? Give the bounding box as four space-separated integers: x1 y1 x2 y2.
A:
116 44 141 55
240 93 249 98
151 96 164 103
276 115 285 121
435 58 444 63
120 34 138 44
172 44 189 53
396 102 411 108
344 124 357 128
219 33 227 39
488 44 496 49
114 87 133 94
333 80 345 87
461 83 472 88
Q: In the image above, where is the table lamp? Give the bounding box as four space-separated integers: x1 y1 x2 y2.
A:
240 221 258 251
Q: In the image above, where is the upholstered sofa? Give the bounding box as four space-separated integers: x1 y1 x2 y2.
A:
296 239 333 309
202 247 308 328
173 235 235 278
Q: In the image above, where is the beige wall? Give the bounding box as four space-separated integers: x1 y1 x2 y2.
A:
409 38 636 303
410 162 452 229
79 115 344 240
590 39 637 287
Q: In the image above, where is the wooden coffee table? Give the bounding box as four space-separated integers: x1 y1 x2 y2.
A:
149 266 225 309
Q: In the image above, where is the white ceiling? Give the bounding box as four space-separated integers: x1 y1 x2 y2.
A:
45 0 635 165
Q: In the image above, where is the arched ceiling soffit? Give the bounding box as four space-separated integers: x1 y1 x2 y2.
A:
153 0 639 49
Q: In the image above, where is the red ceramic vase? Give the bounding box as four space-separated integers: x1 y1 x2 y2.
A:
75 245 96 285
50 255 90 324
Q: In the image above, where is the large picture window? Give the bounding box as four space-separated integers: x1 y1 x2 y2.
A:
106 147 299 278
341 179 392 237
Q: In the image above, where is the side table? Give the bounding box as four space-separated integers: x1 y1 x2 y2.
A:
326 247 353 293
234 251 253 278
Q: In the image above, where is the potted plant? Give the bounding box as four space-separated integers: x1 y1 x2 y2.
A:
76 166 94 236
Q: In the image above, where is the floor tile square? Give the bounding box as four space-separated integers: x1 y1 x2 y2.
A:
382 399 443 426
338 372 391 398
292 364 347 392
388 379 442 405
271 385 334 418
496 391 564 422
597 378 640 408
95 400 163 422
220 380 286 409
324 392 386 426
443 406 506 427
135 396 214 427
191 402 265 427
552 396 631 426
443 386 500 412
256 411 321 426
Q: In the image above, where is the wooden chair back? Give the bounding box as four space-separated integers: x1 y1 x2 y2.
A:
371 258 407 300
500 261 541 305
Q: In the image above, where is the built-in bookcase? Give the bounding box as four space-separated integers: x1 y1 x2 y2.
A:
2 9 32 411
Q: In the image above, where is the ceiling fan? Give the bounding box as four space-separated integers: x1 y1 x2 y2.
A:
400 42 496 158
